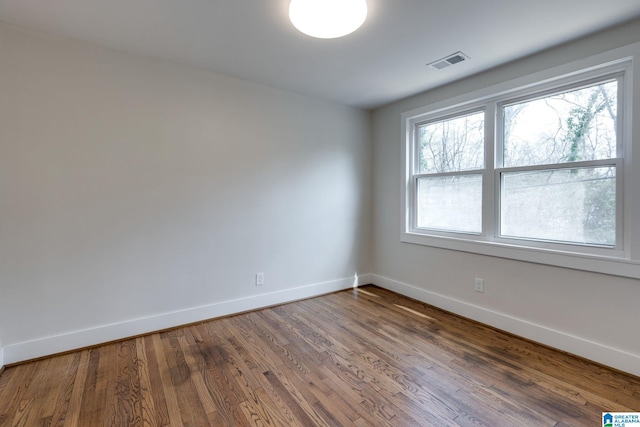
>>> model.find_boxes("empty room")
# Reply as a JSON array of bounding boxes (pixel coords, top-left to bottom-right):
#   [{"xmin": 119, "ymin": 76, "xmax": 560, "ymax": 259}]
[{"xmin": 1, "ymin": 1, "xmax": 640, "ymax": 425}]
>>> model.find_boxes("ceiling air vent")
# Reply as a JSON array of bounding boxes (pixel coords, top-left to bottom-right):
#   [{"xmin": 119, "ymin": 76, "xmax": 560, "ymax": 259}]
[{"xmin": 427, "ymin": 51, "xmax": 469, "ymax": 70}]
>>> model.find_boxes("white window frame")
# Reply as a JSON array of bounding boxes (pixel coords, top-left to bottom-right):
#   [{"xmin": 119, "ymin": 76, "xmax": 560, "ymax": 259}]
[
  {"xmin": 411, "ymin": 106, "xmax": 486, "ymax": 234},
  {"xmin": 401, "ymin": 43, "xmax": 640, "ymax": 279}
]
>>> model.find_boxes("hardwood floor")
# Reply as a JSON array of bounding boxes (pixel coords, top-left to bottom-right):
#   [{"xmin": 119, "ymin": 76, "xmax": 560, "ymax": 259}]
[{"xmin": 0, "ymin": 285, "xmax": 638, "ymax": 426}]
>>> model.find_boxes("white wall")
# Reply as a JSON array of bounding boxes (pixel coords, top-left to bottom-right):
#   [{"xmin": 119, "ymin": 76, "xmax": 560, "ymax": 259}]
[
  {"xmin": 372, "ymin": 19, "xmax": 640, "ymax": 376},
  {"xmin": 0, "ymin": 23, "xmax": 372, "ymax": 363}
]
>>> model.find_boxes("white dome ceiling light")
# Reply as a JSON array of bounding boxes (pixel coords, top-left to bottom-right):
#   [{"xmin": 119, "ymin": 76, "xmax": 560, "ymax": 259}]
[{"xmin": 289, "ymin": 0, "xmax": 368, "ymax": 39}]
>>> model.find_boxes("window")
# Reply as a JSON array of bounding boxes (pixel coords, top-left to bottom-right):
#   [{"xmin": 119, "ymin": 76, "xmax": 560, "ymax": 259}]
[
  {"xmin": 401, "ymin": 54, "xmax": 638, "ymax": 278},
  {"xmin": 416, "ymin": 110, "xmax": 484, "ymax": 233},
  {"xmin": 499, "ymin": 79, "xmax": 620, "ymax": 248}
]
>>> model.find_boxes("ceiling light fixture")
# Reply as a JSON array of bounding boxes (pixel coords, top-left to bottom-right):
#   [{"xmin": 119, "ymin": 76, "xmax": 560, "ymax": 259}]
[{"xmin": 289, "ymin": 0, "xmax": 368, "ymax": 39}]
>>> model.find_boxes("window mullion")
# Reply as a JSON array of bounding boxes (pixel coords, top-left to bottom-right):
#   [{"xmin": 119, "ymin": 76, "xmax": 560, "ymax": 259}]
[
  {"xmin": 617, "ymin": 73, "xmax": 628, "ymax": 255},
  {"xmin": 484, "ymin": 103, "xmax": 496, "ymax": 241},
  {"xmin": 409, "ymin": 124, "xmax": 419, "ymax": 232}
]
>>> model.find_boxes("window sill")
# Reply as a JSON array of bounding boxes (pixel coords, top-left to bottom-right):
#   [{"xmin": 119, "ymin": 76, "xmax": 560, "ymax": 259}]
[{"xmin": 401, "ymin": 231, "xmax": 640, "ymax": 279}]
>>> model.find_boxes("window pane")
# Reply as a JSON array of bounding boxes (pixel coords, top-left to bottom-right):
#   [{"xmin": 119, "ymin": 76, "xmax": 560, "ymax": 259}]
[
  {"xmin": 417, "ymin": 175, "xmax": 482, "ymax": 233},
  {"xmin": 501, "ymin": 167, "xmax": 615, "ymax": 246},
  {"xmin": 503, "ymin": 81, "xmax": 617, "ymax": 167},
  {"xmin": 418, "ymin": 111, "xmax": 484, "ymax": 174}
]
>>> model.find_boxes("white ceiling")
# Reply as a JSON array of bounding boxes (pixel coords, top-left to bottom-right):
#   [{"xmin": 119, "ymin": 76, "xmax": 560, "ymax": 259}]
[{"xmin": 1, "ymin": 0, "xmax": 640, "ymax": 109}]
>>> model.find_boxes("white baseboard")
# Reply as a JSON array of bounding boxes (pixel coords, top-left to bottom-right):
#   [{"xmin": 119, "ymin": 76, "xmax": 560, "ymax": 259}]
[
  {"xmin": 369, "ymin": 274, "xmax": 640, "ymax": 377},
  {"xmin": 9, "ymin": 272, "xmax": 634, "ymax": 377},
  {"xmin": 3, "ymin": 276, "xmax": 360, "ymax": 365},
  {"xmin": 0, "ymin": 345, "xmax": 4, "ymax": 370}
]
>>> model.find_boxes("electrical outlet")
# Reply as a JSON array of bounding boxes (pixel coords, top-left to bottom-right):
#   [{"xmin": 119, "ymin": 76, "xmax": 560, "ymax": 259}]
[
  {"xmin": 256, "ymin": 272, "xmax": 264, "ymax": 286},
  {"xmin": 474, "ymin": 278, "xmax": 484, "ymax": 293}
]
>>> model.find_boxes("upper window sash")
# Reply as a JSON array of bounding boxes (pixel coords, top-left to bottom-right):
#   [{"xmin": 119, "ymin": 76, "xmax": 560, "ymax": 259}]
[{"xmin": 495, "ymin": 73, "xmax": 624, "ymax": 169}]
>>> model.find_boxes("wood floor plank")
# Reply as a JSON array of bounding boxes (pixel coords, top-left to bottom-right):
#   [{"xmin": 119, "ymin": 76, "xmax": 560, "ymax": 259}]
[
  {"xmin": 46, "ymin": 352, "xmax": 81, "ymax": 426},
  {"xmin": 132, "ymin": 336, "xmax": 159, "ymax": 427},
  {"xmin": 101, "ymin": 343, "xmax": 120, "ymax": 426},
  {"xmin": 1, "ymin": 285, "xmax": 639, "ymax": 426},
  {"xmin": 161, "ymin": 333, "xmax": 210, "ymax": 426},
  {"xmin": 112, "ymin": 339, "xmax": 141, "ymax": 426},
  {"xmin": 150, "ymin": 333, "xmax": 183, "ymax": 426},
  {"xmin": 140, "ymin": 334, "xmax": 170, "ymax": 427},
  {"xmin": 75, "ymin": 347, "xmax": 101, "ymax": 425},
  {"xmin": 60, "ymin": 350, "xmax": 91, "ymax": 427}
]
